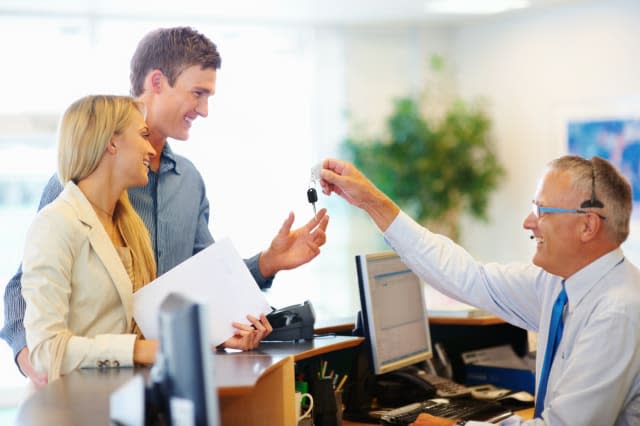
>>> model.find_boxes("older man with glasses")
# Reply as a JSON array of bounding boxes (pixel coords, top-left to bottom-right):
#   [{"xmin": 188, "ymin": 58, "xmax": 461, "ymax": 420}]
[{"xmin": 320, "ymin": 155, "xmax": 640, "ymax": 425}]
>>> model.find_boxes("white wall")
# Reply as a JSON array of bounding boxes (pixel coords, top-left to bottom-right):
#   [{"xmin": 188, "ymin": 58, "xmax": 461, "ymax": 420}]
[
  {"xmin": 453, "ymin": 0, "xmax": 640, "ymax": 263},
  {"xmin": 342, "ymin": 25, "xmax": 453, "ymax": 138},
  {"xmin": 340, "ymin": 0, "xmax": 640, "ymax": 266},
  {"xmin": 337, "ymin": 24, "xmax": 453, "ymax": 247}
]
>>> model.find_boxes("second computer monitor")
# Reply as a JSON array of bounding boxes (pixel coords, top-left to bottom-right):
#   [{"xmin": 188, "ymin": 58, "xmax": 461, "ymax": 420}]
[
  {"xmin": 356, "ymin": 251, "xmax": 432, "ymax": 375},
  {"xmin": 158, "ymin": 292, "xmax": 220, "ymax": 426}
]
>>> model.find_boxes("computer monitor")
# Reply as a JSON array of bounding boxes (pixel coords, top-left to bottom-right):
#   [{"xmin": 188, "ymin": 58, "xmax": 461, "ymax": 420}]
[
  {"xmin": 157, "ymin": 292, "xmax": 220, "ymax": 426},
  {"xmin": 356, "ymin": 251, "xmax": 432, "ymax": 375}
]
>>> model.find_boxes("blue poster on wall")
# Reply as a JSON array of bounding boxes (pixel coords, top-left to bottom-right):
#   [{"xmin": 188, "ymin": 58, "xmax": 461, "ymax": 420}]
[{"xmin": 568, "ymin": 118, "xmax": 640, "ymax": 208}]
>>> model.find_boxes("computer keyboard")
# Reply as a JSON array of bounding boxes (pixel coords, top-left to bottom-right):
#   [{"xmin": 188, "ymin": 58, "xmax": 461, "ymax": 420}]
[
  {"xmin": 380, "ymin": 398, "xmax": 512, "ymax": 426},
  {"xmin": 415, "ymin": 371, "xmax": 471, "ymax": 398}
]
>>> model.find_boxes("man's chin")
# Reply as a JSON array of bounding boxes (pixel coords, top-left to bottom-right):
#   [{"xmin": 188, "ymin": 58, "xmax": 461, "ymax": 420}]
[
  {"xmin": 171, "ymin": 131, "xmax": 190, "ymax": 141},
  {"xmin": 532, "ymin": 256, "xmax": 558, "ymax": 276},
  {"xmin": 531, "ymin": 254, "xmax": 543, "ymax": 269}
]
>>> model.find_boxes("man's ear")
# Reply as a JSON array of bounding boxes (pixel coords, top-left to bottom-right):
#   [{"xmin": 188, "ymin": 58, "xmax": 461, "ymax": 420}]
[
  {"xmin": 580, "ymin": 213, "xmax": 602, "ymax": 242},
  {"xmin": 145, "ymin": 69, "xmax": 164, "ymax": 93}
]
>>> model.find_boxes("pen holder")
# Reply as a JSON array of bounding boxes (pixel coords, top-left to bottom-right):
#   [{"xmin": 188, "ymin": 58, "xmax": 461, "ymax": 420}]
[{"xmin": 310, "ymin": 377, "xmax": 338, "ymax": 426}]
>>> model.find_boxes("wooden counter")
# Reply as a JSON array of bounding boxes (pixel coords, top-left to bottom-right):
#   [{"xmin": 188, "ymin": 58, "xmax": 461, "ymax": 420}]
[{"xmin": 16, "ymin": 336, "xmax": 363, "ymax": 426}]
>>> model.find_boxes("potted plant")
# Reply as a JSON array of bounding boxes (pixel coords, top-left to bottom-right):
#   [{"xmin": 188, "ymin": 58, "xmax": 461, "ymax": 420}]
[{"xmin": 343, "ymin": 93, "xmax": 504, "ymax": 241}]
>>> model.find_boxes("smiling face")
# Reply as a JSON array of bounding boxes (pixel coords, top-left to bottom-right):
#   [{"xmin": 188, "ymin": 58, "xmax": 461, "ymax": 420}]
[
  {"xmin": 523, "ymin": 169, "xmax": 587, "ymax": 277},
  {"xmin": 145, "ymin": 65, "xmax": 216, "ymax": 144},
  {"xmin": 111, "ymin": 109, "xmax": 156, "ymax": 188}
]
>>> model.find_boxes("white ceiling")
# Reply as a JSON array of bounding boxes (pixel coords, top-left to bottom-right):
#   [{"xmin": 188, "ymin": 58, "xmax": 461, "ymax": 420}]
[{"xmin": 0, "ymin": 0, "xmax": 586, "ymax": 25}]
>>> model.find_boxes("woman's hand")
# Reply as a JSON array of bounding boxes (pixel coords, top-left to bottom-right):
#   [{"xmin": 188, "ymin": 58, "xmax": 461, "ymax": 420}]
[
  {"xmin": 17, "ymin": 347, "xmax": 48, "ymax": 388},
  {"xmin": 222, "ymin": 314, "xmax": 273, "ymax": 351},
  {"xmin": 133, "ymin": 339, "xmax": 158, "ymax": 365}
]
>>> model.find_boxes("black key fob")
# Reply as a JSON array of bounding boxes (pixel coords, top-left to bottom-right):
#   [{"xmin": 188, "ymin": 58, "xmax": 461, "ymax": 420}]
[{"xmin": 307, "ymin": 187, "xmax": 318, "ymax": 203}]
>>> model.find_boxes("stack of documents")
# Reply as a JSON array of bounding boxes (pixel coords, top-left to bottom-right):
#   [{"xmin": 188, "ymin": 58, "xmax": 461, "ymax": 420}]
[
  {"xmin": 462, "ymin": 345, "xmax": 531, "ymax": 369},
  {"xmin": 462, "ymin": 345, "xmax": 536, "ymax": 393}
]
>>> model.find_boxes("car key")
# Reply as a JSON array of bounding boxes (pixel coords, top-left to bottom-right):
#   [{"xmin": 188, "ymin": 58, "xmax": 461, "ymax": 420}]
[{"xmin": 307, "ymin": 187, "xmax": 318, "ymax": 218}]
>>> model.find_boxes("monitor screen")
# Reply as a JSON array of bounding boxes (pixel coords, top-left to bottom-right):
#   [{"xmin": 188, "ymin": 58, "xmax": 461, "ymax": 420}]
[
  {"xmin": 356, "ymin": 251, "xmax": 432, "ymax": 375},
  {"xmin": 158, "ymin": 292, "xmax": 220, "ymax": 426}
]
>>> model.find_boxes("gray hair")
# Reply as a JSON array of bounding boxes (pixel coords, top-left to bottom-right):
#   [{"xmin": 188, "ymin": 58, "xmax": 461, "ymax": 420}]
[{"xmin": 548, "ymin": 155, "xmax": 631, "ymax": 244}]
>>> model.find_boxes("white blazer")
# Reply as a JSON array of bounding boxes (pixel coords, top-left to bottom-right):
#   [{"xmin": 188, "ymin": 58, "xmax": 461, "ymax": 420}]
[{"xmin": 22, "ymin": 181, "xmax": 137, "ymax": 377}]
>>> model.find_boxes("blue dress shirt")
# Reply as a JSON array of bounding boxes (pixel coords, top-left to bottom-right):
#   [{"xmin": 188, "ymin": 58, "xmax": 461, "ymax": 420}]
[
  {"xmin": 2, "ymin": 143, "xmax": 273, "ymax": 363},
  {"xmin": 384, "ymin": 211, "xmax": 640, "ymax": 425}
]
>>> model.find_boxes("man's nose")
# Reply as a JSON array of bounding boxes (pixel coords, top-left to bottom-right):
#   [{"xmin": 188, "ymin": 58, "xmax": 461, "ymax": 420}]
[
  {"xmin": 523, "ymin": 211, "xmax": 537, "ymax": 230},
  {"xmin": 196, "ymin": 100, "xmax": 208, "ymax": 118}
]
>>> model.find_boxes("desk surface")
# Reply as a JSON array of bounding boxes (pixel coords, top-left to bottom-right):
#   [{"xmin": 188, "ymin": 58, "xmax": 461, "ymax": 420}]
[
  {"xmin": 314, "ymin": 315, "xmax": 505, "ymax": 334},
  {"xmin": 16, "ymin": 336, "xmax": 363, "ymax": 426},
  {"xmin": 217, "ymin": 335, "xmax": 362, "ymax": 395}
]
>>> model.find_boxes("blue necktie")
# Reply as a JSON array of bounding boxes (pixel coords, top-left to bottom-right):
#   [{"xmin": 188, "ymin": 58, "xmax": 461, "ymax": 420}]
[{"xmin": 534, "ymin": 282, "xmax": 568, "ymax": 418}]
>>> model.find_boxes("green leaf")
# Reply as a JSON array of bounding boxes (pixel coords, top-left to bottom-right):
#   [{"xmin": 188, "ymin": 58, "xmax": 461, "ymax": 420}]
[{"xmin": 342, "ymin": 96, "xmax": 505, "ymax": 240}]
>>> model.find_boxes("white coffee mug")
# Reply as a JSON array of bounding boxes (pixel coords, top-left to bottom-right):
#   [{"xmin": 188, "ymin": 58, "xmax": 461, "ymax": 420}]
[{"xmin": 295, "ymin": 391, "xmax": 314, "ymax": 421}]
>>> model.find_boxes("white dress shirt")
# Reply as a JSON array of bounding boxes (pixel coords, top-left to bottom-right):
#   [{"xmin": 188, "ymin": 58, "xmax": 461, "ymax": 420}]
[{"xmin": 384, "ymin": 211, "xmax": 640, "ymax": 425}]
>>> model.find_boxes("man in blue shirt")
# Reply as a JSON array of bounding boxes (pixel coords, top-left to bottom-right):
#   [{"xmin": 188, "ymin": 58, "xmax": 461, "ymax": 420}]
[
  {"xmin": 320, "ymin": 156, "xmax": 640, "ymax": 425},
  {"xmin": 2, "ymin": 27, "xmax": 329, "ymax": 387}
]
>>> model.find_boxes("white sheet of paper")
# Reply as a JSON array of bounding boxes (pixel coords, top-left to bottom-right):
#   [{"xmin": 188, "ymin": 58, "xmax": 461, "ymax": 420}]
[{"xmin": 133, "ymin": 238, "xmax": 272, "ymax": 346}]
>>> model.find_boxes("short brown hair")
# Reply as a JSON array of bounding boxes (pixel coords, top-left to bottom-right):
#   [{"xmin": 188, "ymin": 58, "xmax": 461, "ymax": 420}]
[{"xmin": 129, "ymin": 27, "xmax": 221, "ymax": 97}]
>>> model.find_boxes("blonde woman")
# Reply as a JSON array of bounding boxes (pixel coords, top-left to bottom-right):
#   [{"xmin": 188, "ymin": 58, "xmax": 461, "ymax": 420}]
[{"xmin": 22, "ymin": 95, "xmax": 158, "ymax": 381}]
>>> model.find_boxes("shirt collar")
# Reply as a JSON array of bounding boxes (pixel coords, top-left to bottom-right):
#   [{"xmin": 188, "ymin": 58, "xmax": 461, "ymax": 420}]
[
  {"xmin": 158, "ymin": 142, "xmax": 180, "ymax": 175},
  {"xmin": 563, "ymin": 248, "xmax": 625, "ymax": 313}
]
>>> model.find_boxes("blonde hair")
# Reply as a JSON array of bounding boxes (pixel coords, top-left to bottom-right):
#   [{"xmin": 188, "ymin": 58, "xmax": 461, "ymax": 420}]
[{"xmin": 57, "ymin": 95, "xmax": 156, "ymax": 285}]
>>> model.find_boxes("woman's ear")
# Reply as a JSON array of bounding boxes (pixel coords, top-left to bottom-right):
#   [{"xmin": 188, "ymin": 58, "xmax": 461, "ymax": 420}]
[{"xmin": 106, "ymin": 136, "xmax": 118, "ymax": 154}]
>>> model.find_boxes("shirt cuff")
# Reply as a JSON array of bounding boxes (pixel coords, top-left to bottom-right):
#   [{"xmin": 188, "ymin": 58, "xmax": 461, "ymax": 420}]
[
  {"xmin": 11, "ymin": 335, "xmax": 28, "ymax": 375},
  {"xmin": 383, "ymin": 211, "xmax": 425, "ymax": 252},
  {"xmin": 246, "ymin": 253, "xmax": 275, "ymax": 290}
]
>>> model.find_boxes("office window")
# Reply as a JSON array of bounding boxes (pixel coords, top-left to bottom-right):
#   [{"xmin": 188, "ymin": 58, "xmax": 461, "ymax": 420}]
[{"xmin": 0, "ymin": 15, "xmax": 376, "ymax": 402}]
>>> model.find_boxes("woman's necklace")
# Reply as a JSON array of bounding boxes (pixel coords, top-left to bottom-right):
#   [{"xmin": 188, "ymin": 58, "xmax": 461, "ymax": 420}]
[
  {"xmin": 88, "ymin": 200, "xmax": 116, "ymax": 242},
  {"xmin": 89, "ymin": 200, "xmax": 113, "ymax": 218}
]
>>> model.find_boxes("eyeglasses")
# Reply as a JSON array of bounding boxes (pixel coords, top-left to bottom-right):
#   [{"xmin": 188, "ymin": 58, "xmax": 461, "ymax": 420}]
[
  {"xmin": 531, "ymin": 201, "xmax": 606, "ymax": 220},
  {"xmin": 531, "ymin": 160, "xmax": 607, "ymax": 220}
]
